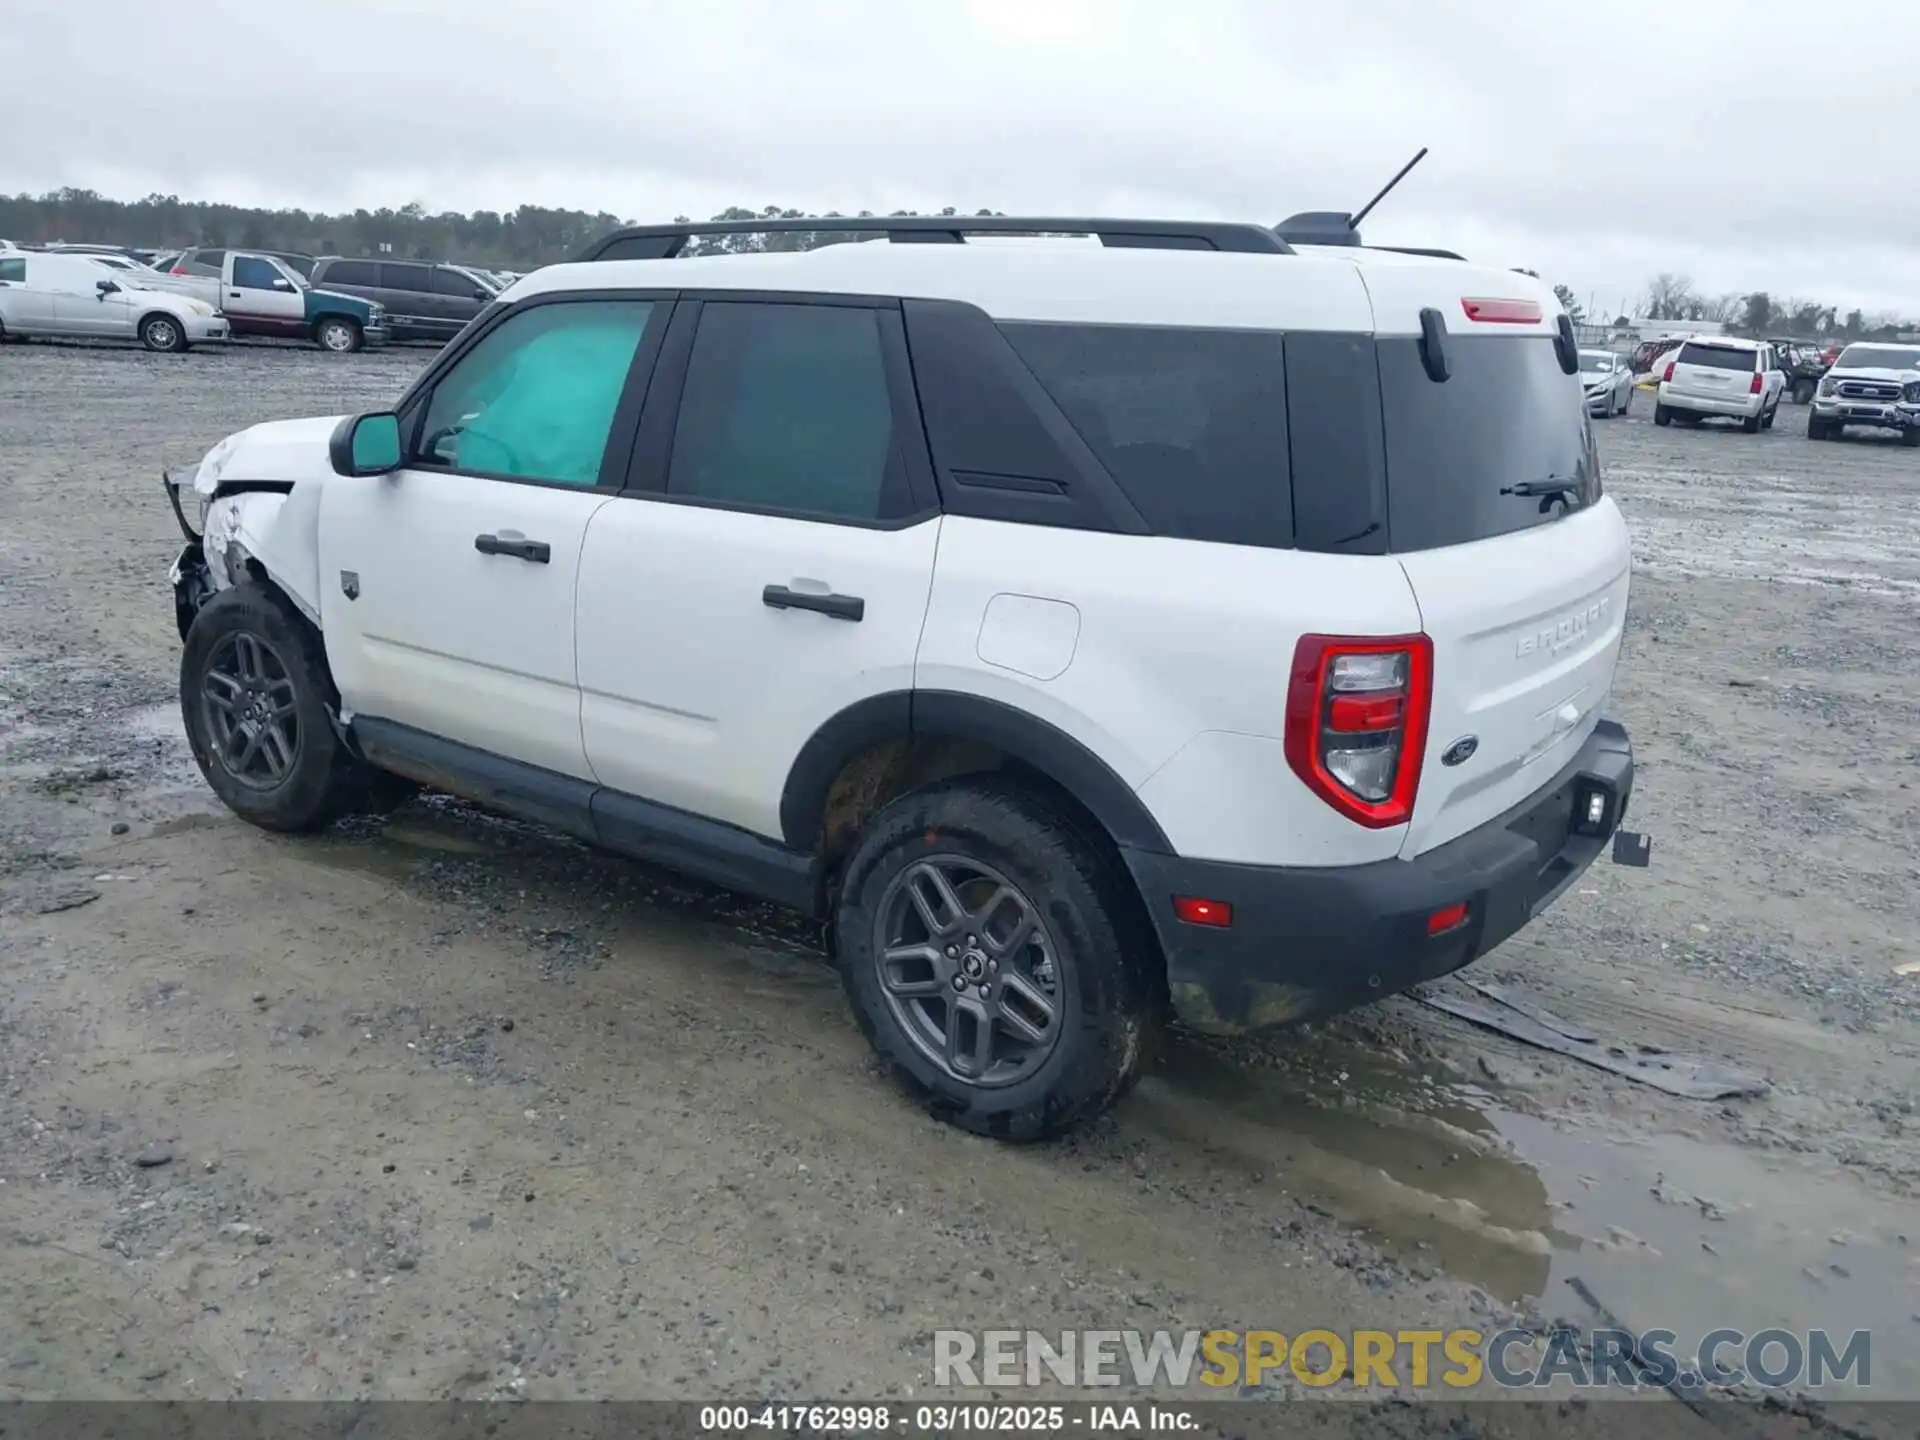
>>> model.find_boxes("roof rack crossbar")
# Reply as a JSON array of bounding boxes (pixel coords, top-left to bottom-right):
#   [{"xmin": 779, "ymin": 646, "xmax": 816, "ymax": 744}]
[{"xmin": 575, "ymin": 216, "xmax": 1294, "ymax": 263}]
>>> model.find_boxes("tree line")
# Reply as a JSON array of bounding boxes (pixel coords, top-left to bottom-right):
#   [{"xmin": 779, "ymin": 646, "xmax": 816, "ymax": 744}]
[
  {"xmin": 0, "ymin": 188, "xmax": 1003, "ymax": 268},
  {"xmin": 1561, "ymin": 272, "xmax": 1914, "ymax": 343},
  {"xmin": 4, "ymin": 187, "xmax": 1910, "ymax": 340}
]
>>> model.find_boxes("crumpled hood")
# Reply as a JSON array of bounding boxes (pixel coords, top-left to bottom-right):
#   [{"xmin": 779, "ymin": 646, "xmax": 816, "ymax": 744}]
[{"xmin": 191, "ymin": 415, "xmax": 346, "ymax": 495}]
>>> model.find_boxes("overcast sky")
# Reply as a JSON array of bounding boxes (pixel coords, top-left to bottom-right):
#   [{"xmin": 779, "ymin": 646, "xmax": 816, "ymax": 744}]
[{"xmin": 6, "ymin": 0, "xmax": 1917, "ymax": 318}]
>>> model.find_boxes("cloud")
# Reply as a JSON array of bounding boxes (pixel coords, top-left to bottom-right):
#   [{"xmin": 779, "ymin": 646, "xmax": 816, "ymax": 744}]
[{"xmin": 4, "ymin": 0, "xmax": 1915, "ymax": 315}]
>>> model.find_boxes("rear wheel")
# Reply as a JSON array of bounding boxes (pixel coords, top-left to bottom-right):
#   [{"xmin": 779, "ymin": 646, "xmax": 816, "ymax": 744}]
[
  {"xmin": 834, "ymin": 778, "xmax": 1160, "ymax": 1142},
  {"xmin": 1761, "ymin": 402, "xmax": 1777, "ymax": 431},
  {"xmin": 314, "ymin": 316, "xmax": 363, "ymax": 353},
  {"xmin": 181, "ymin": 583, "xmax": 407, "ymax": 831},
  {"xmin": 1654, "ymin": 403, "xmax": 1672, "ymax": 427}
]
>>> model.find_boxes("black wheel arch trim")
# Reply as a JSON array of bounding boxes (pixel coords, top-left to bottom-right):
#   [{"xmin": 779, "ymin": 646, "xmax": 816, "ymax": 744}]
[{"xmin": 779, "ymin": 690, "xmax": 1173, "ymax": 856}]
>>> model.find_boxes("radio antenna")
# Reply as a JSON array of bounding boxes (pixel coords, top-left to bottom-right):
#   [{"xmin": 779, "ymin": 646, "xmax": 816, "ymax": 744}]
[{"xmin": 1348, "ymin": 147, "xmax": 1429, "ymax": 230}]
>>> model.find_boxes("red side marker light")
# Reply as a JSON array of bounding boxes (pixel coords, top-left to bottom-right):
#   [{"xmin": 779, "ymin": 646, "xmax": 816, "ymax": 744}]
[
  {"xmin": 1427, "ymin": 901, "xmax": 1469, "ymax": 936},
  {"xmin": 1461, "ymin": 297, "xmax": 1542, "ymax": 325},
  {"xmin": 1173, "ymin": 895, "xmax": 1233, "ymax": 928}
]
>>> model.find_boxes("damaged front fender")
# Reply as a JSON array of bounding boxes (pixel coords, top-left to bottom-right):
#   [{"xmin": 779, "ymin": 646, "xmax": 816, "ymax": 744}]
[{"xmin": 164, "ymin": 470, "xmax": 327, "ymax": 635}]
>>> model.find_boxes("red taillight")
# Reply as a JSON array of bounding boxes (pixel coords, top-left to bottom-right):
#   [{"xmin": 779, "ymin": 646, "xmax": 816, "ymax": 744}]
[
  {"xmin": 1284, "ymin": 634, "xmax": 1433, "ymax": 829},
  {"xmin": 1461, "ymin": 297, "xmax": 1542, "ymax": 324},
  {"xmin": 1172, "ymin": 895, "xmax": 1233, "ymax": 928},
  {"xmin": 1427, "ymin": 902, "xmax": 1470, "ymax": 936},
  {"xmin": 170, "ymin": 266, "xmax": 189, "ymax": 275},
  {"xmin": 1662, "ymin": 361, "xmax": 1676, "ymax": 383},
  {"xmin": 1749, "ymin": 372, "xmax": 1763, "ymax": 394}
]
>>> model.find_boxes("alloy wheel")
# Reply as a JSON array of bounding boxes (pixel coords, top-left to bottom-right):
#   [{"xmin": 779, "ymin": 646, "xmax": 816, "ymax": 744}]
[
  {"xmin": 873, "ymin": 856, "xmax": 1063, "ymax": 1088},
  {"xmin": 201, "ymin": 631, "xmax": 301, "ymax": 790}
]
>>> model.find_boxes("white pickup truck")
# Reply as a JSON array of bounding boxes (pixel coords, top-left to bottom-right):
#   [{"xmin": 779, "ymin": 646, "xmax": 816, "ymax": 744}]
[{"xmin": 137, "ymin": 250, "xmax": 392, "ymax": 352}]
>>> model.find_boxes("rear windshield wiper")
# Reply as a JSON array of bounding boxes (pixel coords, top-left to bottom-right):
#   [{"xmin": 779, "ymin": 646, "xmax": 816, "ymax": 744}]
[{"xmin": 1500, "ymin": 476, "xmax": 1581, "ymax": 498}]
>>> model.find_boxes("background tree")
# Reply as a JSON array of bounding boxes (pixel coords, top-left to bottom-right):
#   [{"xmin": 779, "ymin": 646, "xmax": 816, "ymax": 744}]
[{"xmin": 1642, "ymin": 273, "xmax": 1696, "ymax": 321}]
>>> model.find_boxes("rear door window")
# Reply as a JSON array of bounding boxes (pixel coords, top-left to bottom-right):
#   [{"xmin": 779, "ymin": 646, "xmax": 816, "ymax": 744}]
[
  {"xmin": 1375, "ymin": 335, "xmax": 1598, "ymax": 552},
  {"xmin": 998, "ymin": 322, "xmax": 1292, "ymax": 548},
  {"xmin": 321, "ymin": 260, "xmax": 378, "ymax": 287},
  {"xmin": 432, "ymin": 267, "xmax": 485, "ymax": 298},
  {"xmin": 1677, "ymin": 343, "xmax": 1757, "ymax": 371},
  {"xmin": 0, "ymin": 257, "xmax": 24, "ymax": 283},
  {"xmin": 667, "ymin": 301, "xmax": 907, "ymax": 522}
]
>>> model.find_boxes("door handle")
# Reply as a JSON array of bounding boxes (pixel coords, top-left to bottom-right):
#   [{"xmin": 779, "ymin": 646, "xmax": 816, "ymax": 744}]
[
  {"xmin": 475, "ymin": 533, "xmax": 551, "ymax": 563},
  {"xmin": 762, "ymin": 585, "xmax": 864, "ymax": 622}
]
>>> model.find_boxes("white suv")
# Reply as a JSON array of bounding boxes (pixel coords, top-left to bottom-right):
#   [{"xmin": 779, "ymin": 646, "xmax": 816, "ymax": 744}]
[
  {"xmin": 1653, "ymin": 336, "xmax": 1786, "ymax": 433},
  {"xmin": 161, "ymin": 214, "xmax": 1642, "ymax": 1140}
]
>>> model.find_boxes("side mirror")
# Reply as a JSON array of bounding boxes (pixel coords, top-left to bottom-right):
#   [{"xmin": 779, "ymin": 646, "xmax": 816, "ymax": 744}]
[
  {"xmin": 474, "ymin": 289, "xmax": 490, "ymax": 302},
  {"xmin": 329, "ymin": 412, "xmax": 404, "ymax": 477},
  {"xmin": 97, "ymin": 278, "xmax": 119, "ymax": 295},
  {"xmin": 273, "ymin": 278, "xmax": 293, "ymax": 291}
]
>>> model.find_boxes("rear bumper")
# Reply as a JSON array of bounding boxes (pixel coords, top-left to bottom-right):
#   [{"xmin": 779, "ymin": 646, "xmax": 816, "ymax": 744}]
[
  {"xmin": 1124, "ymin": 720, "xmax": 1635, "ymax": 1035},
  {"xmin": 1659, "ymin": 386, "xmax": 1761, "ymax": 418}
]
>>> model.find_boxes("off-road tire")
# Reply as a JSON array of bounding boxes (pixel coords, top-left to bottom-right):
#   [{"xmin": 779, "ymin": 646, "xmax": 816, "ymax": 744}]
[
  {"xmin": 181, "ymin": 582, "xmax": 408, "ymax": 831},
  {"xmin": 1792, "ymin": 378, "xmax": 1815, "ymax": 405},
  {"xmin": 314, "ymin": 316, "xmax": 363, "ymax": 353},
  {"xmin": 835, "ymin": 777, "xmax": 1161, "ymax": 1142},
  {"xmin": 140, "ymin": 313, "xmax": 188, "ymax": 353},
  {"xmin": 1654, "ymin": 403, "xmax": 1672, "ymax": 427}
]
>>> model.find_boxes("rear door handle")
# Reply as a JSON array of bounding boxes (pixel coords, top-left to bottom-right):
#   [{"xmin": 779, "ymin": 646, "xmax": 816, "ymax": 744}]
[
  {"xmin": 475, "ymin": 533, "xmax": 551, "ymax": 564},
  {"xmin": 762, "ymin": 585, "xmax": 864, "ymax": 622}
]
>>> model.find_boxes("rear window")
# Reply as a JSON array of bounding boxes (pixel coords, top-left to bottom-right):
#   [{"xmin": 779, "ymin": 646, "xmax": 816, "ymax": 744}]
[
  {"xmin": 1375, "ymin": 335, "xmax": 1598, "ymax": 552},
  {"xmin": 1677, "ymin": 343, "xmax": 1757, "ymax": 371},
  {"xmin": 999, "ymin": 322, "xmax": 1292, "ymax": 548}
]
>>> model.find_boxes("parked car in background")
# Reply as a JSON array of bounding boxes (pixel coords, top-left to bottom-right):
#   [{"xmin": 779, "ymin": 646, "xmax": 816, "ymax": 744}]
[
  {"xmin": 83, "ymin": 253, "xmax": 163, "ymax": 276},
  {"xmin": 1630, "ymin": 336, "xmax": 1685, "ymax": 376},
  {"xmin": 1579, "ymin": 349, "xmax": 1634, "ymax": 416},
  {"xmin": 0, "ymin": 250, "xmax": 228, "ymax": 351},
  {"xmin": 168, "ymin": 247, "xmax": 317, "ymax": 282},
  {"xmin": 1654, "ymin": 338, "xmax": 1786, "ymax": 432},
  {"xmin": 1808, "ymin": 343, "xmax": 1920, "ymax": 445},
  {"xmin": 136, "ymin": 250, "xmax": 389, "ymax": 351},
  {"xmin": 1768, "ymin": 340, "xmax": 1830, "ymax": 404},
  {"xmin": 305, "ymin": 258, "xmax": 498, "ymax": 343}
]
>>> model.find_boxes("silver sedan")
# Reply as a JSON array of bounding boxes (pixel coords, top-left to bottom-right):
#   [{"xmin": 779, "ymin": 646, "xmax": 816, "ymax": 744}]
[{"xmin": 1579, "ymin": 349, "xmax": 1635, "ymax": 417}]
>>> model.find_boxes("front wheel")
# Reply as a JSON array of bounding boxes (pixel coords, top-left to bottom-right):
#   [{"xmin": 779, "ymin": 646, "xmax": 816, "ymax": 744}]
[
  {"xmin": 1902, "ymin": 428, "xmax": 1920, "ymax": 448},
  {"xmin": 314, "ymin": 316, "xmax": 363, "ymax": 353},
  {"xmin": 140, "ymin": 314, "xmax": 187, "ymax": 353},
  {"xmin": 181, "ymin": 583, "xmax": 400, "ymax": 831},
  {"xmin": 834, "ymin": 779, "xmax": 1161, "ymax": 1142}
]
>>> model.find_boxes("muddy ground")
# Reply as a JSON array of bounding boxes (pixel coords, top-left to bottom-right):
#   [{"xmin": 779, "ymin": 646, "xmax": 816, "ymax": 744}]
[{"xmin": 1, "ymin": 345, "xmax": 1916, "ymax": 1419}]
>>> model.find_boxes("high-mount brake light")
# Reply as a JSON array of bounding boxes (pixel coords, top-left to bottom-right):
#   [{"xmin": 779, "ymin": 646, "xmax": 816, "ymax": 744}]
[
  {"xmin": 1284, "ymin": 634, "xmax": 1434, "ymax": 829},
  {"xmin": 1460, "ymin": 297, "xmax": 1542, "ymax": 324}
]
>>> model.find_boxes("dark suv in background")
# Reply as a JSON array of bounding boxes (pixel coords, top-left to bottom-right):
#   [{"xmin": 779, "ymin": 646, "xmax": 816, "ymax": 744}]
[{"xmin": 305, "ymin": 258, "xmax": 498, "ymax": 343}]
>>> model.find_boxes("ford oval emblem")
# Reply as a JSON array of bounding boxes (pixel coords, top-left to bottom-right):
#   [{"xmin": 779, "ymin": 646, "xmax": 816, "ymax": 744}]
[{"xmin": 1441, "ymin": 736, "xmax": 1479, "ymax": 767}]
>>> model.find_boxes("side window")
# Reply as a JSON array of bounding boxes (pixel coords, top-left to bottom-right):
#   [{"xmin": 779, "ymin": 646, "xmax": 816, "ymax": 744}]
[
  {"xmin": 415, "ymin": 300, "xmax": 655, "ymax": 487},
  {"xmin": 667, "ymin": 302, "xmax": 904, "ymax": 522},
  {"xmin": 322, "ymin": 260, "xmax": 377, "ymax": 287},
  {"xmin": 1000, "ymin": 321, "xmax": 1293, "ymax": 549},
  {"xmin": 0, "ymin": 258, "xmax": 24, "ymax": 283},
  {"xmin": 231, "ymin": 256, "xmax": 282, "ymax": 289},
  {"xmin": 380, "ymin": 263, "xmax": 431, "ymax": 293},
  {"xmin": 188, "ymin": 249, "xmax": 225, "ymax": 274}
]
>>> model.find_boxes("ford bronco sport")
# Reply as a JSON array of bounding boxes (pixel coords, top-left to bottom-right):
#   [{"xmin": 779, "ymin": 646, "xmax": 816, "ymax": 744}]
[{"xmin": 162, "ymin": 211, "xmax": 1643, "ymax": 1140}]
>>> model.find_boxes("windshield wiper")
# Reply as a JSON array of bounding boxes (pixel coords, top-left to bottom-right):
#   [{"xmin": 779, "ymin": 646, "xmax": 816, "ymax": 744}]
[{"xmin": 1501, "ymin": 476, "xmax": 1580, "ymax": 498}]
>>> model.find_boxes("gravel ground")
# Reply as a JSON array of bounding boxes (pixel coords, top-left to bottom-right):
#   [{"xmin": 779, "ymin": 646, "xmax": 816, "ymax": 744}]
[{"xmin": 1, "ymin": 346, "xmax": 1916, "ymax": 1419}]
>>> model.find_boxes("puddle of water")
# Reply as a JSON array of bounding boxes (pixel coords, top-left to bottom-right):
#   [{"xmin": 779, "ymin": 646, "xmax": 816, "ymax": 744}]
[{"xmin": 1133, "ymin": 1038, "xmax": 1920, "ymax": 1395}]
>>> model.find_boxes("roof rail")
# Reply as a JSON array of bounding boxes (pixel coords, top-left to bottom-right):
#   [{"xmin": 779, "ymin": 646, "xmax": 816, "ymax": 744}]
[
  {"xmin": 572, "ymin": 215, "xmax": 1295, "ymax": 263},
  {"xmin": 1368, "ymin": 244, "xmax": 1466, "ymax": 261}
]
